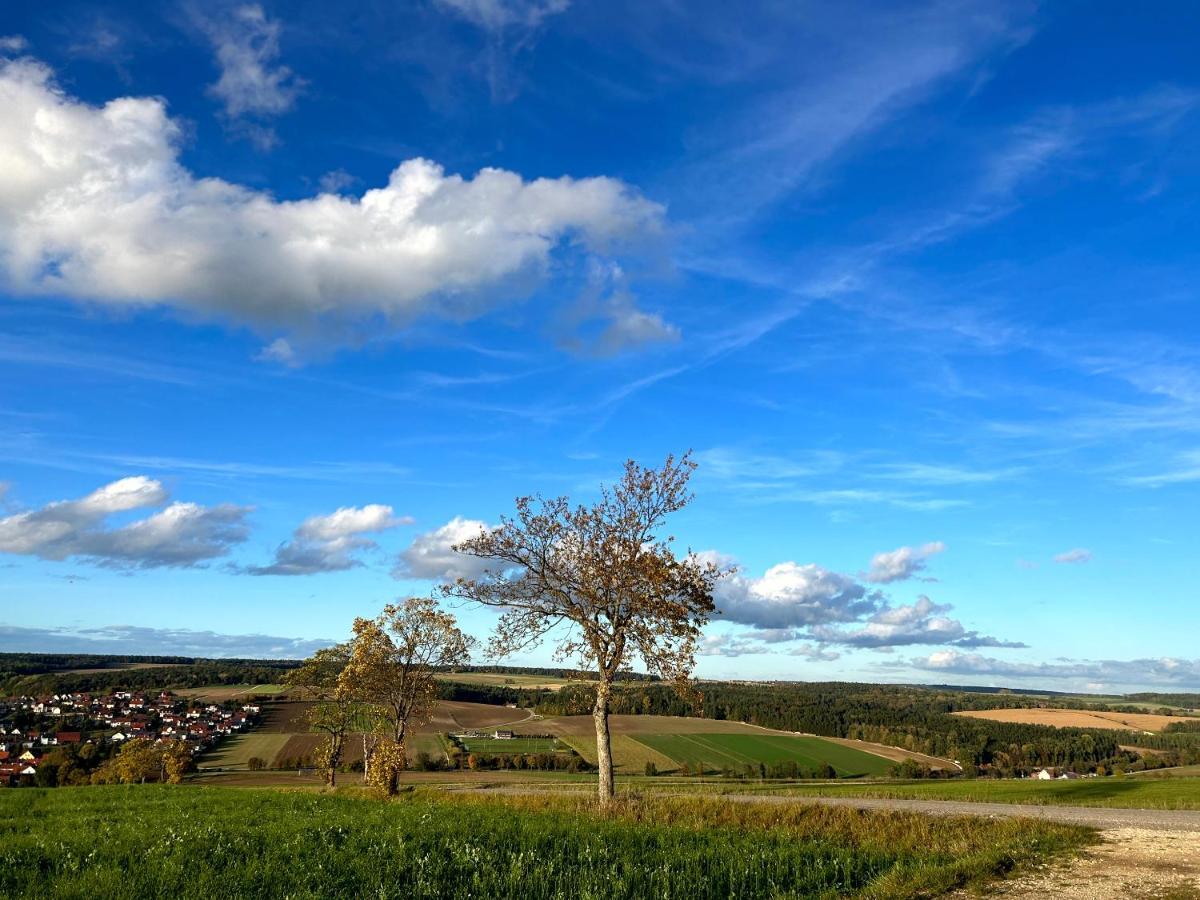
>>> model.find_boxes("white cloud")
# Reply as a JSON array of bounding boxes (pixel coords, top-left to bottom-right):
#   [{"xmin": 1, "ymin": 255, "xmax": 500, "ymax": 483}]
[
  {"xmin": 247, "ymin": 504, "xmax": 409, "ymax": 576},
  {"xmin": 0, "ymin": 35, "xmax": 28, "ymax": 53},
  {"xmin": 865, "ymin": 541, "xmax": 946, "ymax": 583},
  {"xmin": 394, "ymin": 516, "xmax": 494, "ymax": 581},
  {"xmin": 437, "ymin": 0, "xmax": 569, "ymax": 31},
  {"xmin": 0, "ymin": 477, "xmax": 250, "ymax": 568},
  {"xmin": 714, "ymin": 559, "xmax": 879, "ymax": 629},
  {"xmin": 811, "ymin": 594, "xmax": 1024, "ymax": 649},
  {"xmin": 911, "ymin": 650, "xmax": 1200, "ymax": 690},
  {"xmin": 197, "ymin": 3, "xmax": 302, "ymax": 145},
  {"xmin": 0, "ymin": 622, "xmax": 333, "ymax": 658},
  {"xmin": 0, "ymin": 58, "xmax": 664, "ymax": 349},
  {"xmin": 1053, "ymin": 547, "xmax": 1093, "ymax": 565}
]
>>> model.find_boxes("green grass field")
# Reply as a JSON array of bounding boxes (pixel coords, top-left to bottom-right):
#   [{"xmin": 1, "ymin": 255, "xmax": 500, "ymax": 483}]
[
  {"xmin": 717, "ymin": 776, "xmax": 1200, "ymax": 809},
  {"xmin": 0, "ymin": 786, "xmax": 1093, "ymax": 898},
  {"xmin": 199, "ymin": 733, "xmax": 294, "ymax": 770},
  {"xmin": 457, "ymin": 736, "xmax": 563, "ymax": 755},
  {"xmin": 635, "ymin": 733, "xmax": 894, "ymax": 777}
]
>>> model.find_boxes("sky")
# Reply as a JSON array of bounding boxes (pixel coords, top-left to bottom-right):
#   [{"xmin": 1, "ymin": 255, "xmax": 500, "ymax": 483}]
[{"xmin": 1, "ymin": 0, "xmax": 1198, "ymax": 694}]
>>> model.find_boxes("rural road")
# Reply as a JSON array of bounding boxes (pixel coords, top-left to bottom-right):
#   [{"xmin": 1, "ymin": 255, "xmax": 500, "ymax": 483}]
[
  {"xmin": 713, "ymin": 793, "xmax": 1200, "ymax": 832},
  {"xmin": 474, "ymin": 785, "xmax": 1200, "ymax": 832}
]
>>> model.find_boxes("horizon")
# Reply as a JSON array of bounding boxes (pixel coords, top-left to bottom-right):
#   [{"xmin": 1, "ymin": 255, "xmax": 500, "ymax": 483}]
[{"xmin": 2, "ymin": 1, "xmax": 1199, "ymax": 695}]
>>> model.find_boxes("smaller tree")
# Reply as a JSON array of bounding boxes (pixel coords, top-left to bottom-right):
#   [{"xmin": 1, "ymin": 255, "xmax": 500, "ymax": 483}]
[
  {"xmin": 338, "ymin": 597, "xmax": 474, "ymax": 794},
  {"xmin": 286, "ymin": 642, "xmax": 356, "ymax": 788}
]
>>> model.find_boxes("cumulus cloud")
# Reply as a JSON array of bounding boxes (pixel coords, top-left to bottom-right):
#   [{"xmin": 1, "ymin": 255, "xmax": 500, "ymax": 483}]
[
  {"xmin": 1054, "ymin": 548, "xmax": 1093, "ymax": 564},
  {"xmin": 394, "ymin": 516, "xmax": 495, "ymax": 581},
  {"xmin": 910, "ymin": 650, "xmax": 1200, "ymax": 690},
  {"xmin": 705, "ymin": 549, "xmax": 1023, "ymax": 655},
  {"xmin": 865, "ymin": 541, "xmax": 946, "ymax": 583},
  {"xmin": 714, "ymin": 560, "xmax": 879, "ymax": 629},
  {"xmin": 0, "ymin": 477, "xmax": 250, "ymax": 568},
  {"xmin": 0, "ymin": 623, "xmax": 333, "ymax": 658},
  {"xmin": 246, "ymin": 504, "xmax": 409, "ymax": 576},
  {"xmin": 0, "ymin": 58, "xmax": 664, "ymax": 349},
  {"xmin": 811, "ymin": 595, "xmax": 1025, "ymax": 649},
  {"xmin": 196, "ymin": 4, "xmax": 303, "ymax": 145}
]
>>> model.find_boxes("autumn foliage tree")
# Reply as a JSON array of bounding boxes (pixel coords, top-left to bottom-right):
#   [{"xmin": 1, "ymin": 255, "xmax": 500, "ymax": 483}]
[
  {"xmin": 338, "ymin": 597, "xmax": 474, "ymax": 794},
  {"xmin": 444, "ymin": 452, "xmax": 724, "ymax": 806},
  {"xmin": 285, "ymin": 642, "xmax": 356, "ymax": 788}
]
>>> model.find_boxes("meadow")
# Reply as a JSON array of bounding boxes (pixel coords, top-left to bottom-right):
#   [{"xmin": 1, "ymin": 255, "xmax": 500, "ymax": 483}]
[{"xmin": 0, "ymin": 786, "xmax": 1094, "ymax": 899}]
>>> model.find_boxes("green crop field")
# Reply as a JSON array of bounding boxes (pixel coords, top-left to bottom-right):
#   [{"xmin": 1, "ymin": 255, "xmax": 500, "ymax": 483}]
[
  {"xmin": 726, "ymin": 776, "xmax": 1200, "ymax": 810},
  {"xmin": 635, "ymin": 733, "xmax": 894, "ymax": 777},
  {"xmin": 199, "ymin": 733, "xmax": 294, "ymax": 770},
  {"xmin": 457, "ymin": 736, "xmax": 563, "ymax": 755},
  {"xmin": 0, "ymin": 786, "xmax": 1092, "ymax": 899}
]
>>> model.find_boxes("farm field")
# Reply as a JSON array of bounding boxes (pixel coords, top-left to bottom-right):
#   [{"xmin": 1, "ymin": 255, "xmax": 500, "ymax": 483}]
[
  {"xmin": 726, "ymin": 776, "xmax": 1200, "ymax": 810},
  {"xmin": 952, "ymin": 708, "xmax": 1200, "ymax": 732},
  {"xmin": 456, "ymin": 736, "xmax": 562, "ymax": 755},
  {"xmin": 232, "ymin": 703, "xmax": 950, "ymax": 776},
  {"xmin": 635, "ymin": 733, "xmax": 894, "ymax": 777},
  {"xmin": 198, "ymin": 733, "xmax": 293, "ymax": 771},
  {"xmin": 0, "ymin": 786, "xmax": 1093, "ymax": 898},
  {"xmin": 436, "ymin": 672, "xmax": 585, "ymax": 691},
  {"xmin": 562, "ymin": 733, "xmax": 678, "ymax": 772},
  {"xmin": 174, "ymin": 684, "xmax": 290, "ymax": 701}
]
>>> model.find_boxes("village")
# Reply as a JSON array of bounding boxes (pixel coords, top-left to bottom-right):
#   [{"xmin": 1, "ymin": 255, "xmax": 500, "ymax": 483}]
[{"xmin": 0, "ymin": 690, "xmax": 261, "ymax": 786}]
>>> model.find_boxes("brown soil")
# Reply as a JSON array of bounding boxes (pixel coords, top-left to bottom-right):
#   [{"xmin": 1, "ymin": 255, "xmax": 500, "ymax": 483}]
[{"xmin": 953, "ymin": 708, "xmax": 1200, "ymax": 733}]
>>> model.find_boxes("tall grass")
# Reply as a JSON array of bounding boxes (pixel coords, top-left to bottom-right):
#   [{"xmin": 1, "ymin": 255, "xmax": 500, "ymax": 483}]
[{"xmin": 0, "ymin": 786, "xmax": 1092, "ymax": 899}]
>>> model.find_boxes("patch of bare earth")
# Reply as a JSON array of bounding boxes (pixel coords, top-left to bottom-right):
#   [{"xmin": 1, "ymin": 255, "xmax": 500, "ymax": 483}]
[{"xmin": 983, "ymin": 828, "xmax": 1200, "ymax": 899}]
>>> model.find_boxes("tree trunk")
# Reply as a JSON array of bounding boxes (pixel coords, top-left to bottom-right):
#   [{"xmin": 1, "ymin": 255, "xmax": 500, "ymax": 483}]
[
  {"xmin": 362, "ymin": 733, "xmax": 377, "ymax": 784},
  {"xmin": 593, "ymin": 678, "xmax": 614, "ymax": 807}
]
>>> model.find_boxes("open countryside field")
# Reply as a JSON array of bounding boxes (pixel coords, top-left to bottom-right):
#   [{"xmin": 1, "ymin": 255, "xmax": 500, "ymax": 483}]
[
  {"xmin": 211, "ymin": 701, "xmax": 951, "ymax": 775},
  {"xmin": 953, "ymin": 708, "xmax": 1200, "ymax": 732},
  {"xmin": 517, "ymin": 713, "xmax": 952, "ymax": 774},
  {"xmin": 0, "ymin": 786, "xmax": 1094, "ymax": 899},
  {"xmin": 636, "ymin": 733, "xmax": 893, "ymax": 777},
  {"xmin": 174, "ymin": 684, "xmax": 291, "ymax": 701},
  {"xmin": 199, "ymin": 732, "xmax": 293, "ymax": 770},
  {"xmin": 435, "ymin": 672, "xmax": 586, "ymax": 691},
  {"xmin": 457, "ymin": 736, "xmax": 562, "ymax": 755}
]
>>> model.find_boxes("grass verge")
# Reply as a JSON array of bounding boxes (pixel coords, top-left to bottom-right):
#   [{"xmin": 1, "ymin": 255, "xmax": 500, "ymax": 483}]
[{"xmin": 0, "ymin": 785, "xmax": 1093, "ymax": 898}]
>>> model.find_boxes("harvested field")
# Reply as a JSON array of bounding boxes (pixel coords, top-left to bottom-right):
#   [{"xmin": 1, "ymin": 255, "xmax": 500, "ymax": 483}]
[{"xmin": 953, "ymin": 708, "xmax": 1200, "ymax": 732}]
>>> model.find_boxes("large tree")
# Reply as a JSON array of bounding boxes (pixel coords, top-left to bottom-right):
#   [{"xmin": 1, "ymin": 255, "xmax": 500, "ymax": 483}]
[
  {"xmin": 285, "ymin": 642, "xmax": 356, "ymax": 788},
  {"xmin": 338, "ymin": 597, "xmax": 474, "ymax": 794},
  {"xmin": 445, "ymin": 452, "xmax": 724, "ymax": 806}
]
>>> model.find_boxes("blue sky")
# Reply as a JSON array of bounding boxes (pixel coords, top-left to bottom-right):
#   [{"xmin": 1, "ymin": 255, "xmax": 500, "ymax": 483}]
[{"xmin": 1, "ymin": 1, "xmax": 1198, "ymax": 692}]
